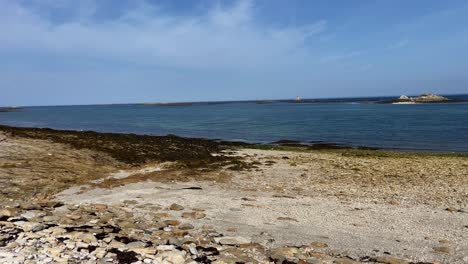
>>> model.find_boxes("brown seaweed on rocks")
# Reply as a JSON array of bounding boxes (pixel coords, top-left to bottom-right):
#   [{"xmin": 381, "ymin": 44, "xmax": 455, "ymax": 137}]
[{"xmin": 0, "ymin": 125, "xmax": 250, "ymax": 171}]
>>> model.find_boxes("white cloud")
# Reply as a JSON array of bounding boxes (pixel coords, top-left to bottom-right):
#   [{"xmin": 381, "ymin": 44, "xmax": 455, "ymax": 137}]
[{"xmin": 0, "ymin": 0, "xmax": 327, "ymax": 72}]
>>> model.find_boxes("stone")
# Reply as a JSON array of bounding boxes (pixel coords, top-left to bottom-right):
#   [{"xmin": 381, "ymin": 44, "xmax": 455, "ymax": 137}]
[
  {"xmin": 0, "ymin": 221, "xmax": 14, "ymax": 228},
  {"xmin": 277, "ymin": 217, "xmax": 298, "ymax": 222},
  {"xmin": 164, "ymin": 220, "xmax": 181, "ymax": 226},
  {"xmin": 127, "ymin": 241, "xmax": 147, "ymax": 248},
  {"xmin": 214, "ymin": 236, "xmax": 251, "ymax": 246},
  {"xmin": 298, "ymin": 258, "xmax": 322, "ymax": 264},
  {"xmin": 94, "ymin": 248, "xmax": 107, "ymax": 258},
  {"xmin": 93, "ymin": 204, "xmax": 108, "ymax": 211},
  {"xmin": 162, "ymin": 251, "xmax": 186, "ymax": 264},
  {"xmin": 154, "ymin": 213, "xmax": 172, "ymax": 219},
  {"xmin": 433, "ymin": 246, "xmax": 452, "ymax": 254},
  {"xmin": 36, "ymin": 200, "xmax": 64, "ymax": 208},
  {"xmin": 157, "ymin": 245, "xmax": 176, "ymax": 251},
  {"xmin": 169, "ymin": 203, "xmax": 184, "ymax": 211},
  {"xmin": 374, "ymin": 256, "xmax": 410, "ymax": 264},
  {"xmin": 0, "ymin": 208, "xmax": 20, "ymax": 219},
  {"xmin": 212, "ymin": 257, "xmax": 243, "ymax": 264},
  {"xmin": 65, "ymin": 214, "xmax": 81, "ymax": 220},
  {"xmin": 178, "ymin": 223, "xmax": 194, "ymax": 230},
  {"xmin": 268, "ymin": 247, "xmax": 299, "ymax": 262},
  {"xmin": 108, "ymin": 240, "xmax": 126, "ymax": 249},
  {"xmin": 309, "ymin": 241, "xmax": 328, "ymax": 248},
  {"xmin": 46, "ymin": 248, "xmax": 62, "ymax": 258},
  {"xmin": 181, "ymin": 212, "xmax": 206, "ymax": 219},
  {"xmin": 20, "ymin": 203, "xmax": 41, "ymax": 210},
  {"xmin": 131, "ymin": 248, "xmax": 157, "ymax": 255},
  {"xmin": 21, "ymin": 211, "xmax": 45, "ymax": 219},
  {"xmin": 42, "ymin": 215, "xmax": 60, "ymax": 222},
  {"xmin": 14, "ymin": 221, "xmax": 46, "ymax": 232},
  {"xmin": 334, "ymin": 258, "xmax": 361, "ymax": 264},
  {"xmin": 73, "ymin": 232, "xmax": 98, "ymax": 245}
]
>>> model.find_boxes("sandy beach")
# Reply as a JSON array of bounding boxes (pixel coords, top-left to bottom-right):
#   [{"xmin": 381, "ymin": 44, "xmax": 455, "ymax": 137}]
[{"xmin": 0, "ymin": 126, "xmax": 467, "ymax": 264}]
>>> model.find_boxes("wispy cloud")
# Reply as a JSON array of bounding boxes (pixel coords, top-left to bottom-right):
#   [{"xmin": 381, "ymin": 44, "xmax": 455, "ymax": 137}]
[{"xmin": 0, "ymin": 0, "xmax": 327, "ymax": 72}]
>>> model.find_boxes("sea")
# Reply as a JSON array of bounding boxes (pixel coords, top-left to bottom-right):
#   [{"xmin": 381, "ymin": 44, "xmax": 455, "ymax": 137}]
[{"xmin": 1, "ymin": 94, "xmax": 468, "ymax": 153}]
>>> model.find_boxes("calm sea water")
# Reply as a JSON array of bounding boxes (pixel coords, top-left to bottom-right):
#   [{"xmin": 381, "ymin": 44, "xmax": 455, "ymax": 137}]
[{"xmin": 1, "ymin": 95, "xmax": 468, "ymax": 152}]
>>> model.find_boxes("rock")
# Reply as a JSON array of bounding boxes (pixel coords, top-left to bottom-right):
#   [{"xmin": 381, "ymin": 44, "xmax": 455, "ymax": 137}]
[
  {"xmin": 374, "ymin": 256, "xmax": 410, "ymax": 264},
  {"xmin": 334, "ymin": 258, "xmax": 361, "ymax": 264},
  {"xmin": 19, "ymin": 203, "xmax": 41, "ymax": 210},
  {"xmin": 154, "ymin": 213, "xmax": 172, "ymax": 219},
  {"xmin": 36, "ymin": 200, "xmax": 64, "ymax": 208},
  {"xmin": 73, "ymin": 232, "xmax": 98, "ymax": 245},
  {"xmin": 277, "ymin": 217, "xmax": 298, "ymax": 222},
  {"xmin": 21, "ymin": 211, "xmax": 45, "ymax": 219},
  {"xmin": 178, "ymin": 223, "xmax": 194, "ymax": 230},
  {"xmin": 161, "ymin": 250, "xmax": 186, "ymax": 264},
  {"xmin": 131, "ymin": 248, "xmax": 157, "ymax": 255},
  {"xmin": 433, "ymin": 246, "xmax": 452, "ymax": 254},
  {"xmin": 0, "ymin": 221, "xmax": 14, "ymax": 228},
  {"xmin": 93, "ymin": 204, "xmax": 108, "ymax": 211},
  {"xmin": 298, "ymin": 258, "xmax": 322, "ymax": 264},
  {"xmin": 65, "ymin": 214, "xmax": 81, "ymax": 220},
  {"xmin": 268, "ymin": 247, "xmax": 299, "ymax": 262},
  {"xmin": 126, "ymin": 241, "xmax": 148, "ymax": 249},
  {"xmin": 94, "ymin": 248, "xmax": 107, "ymax": 258},
  {"xmin": 14, "ymin": 221, "xmax": 46, "ymax": 232},
  {"xmin": 42, "ymin": 215, "xmax": 60, "ymax": 222},
  {"xmin": 214, "ymin": 236, "xmax": 251, "ymax": 246},
  {"xmin": 108, "ymin": 240, "xmax": 126, "ymax": 249},
  {"xmin": 164, "ymin": 220, "xmax": 181, "ymax": 226},
  {"xmin": 181, "ymin": 212, "xmax": 206, "ymax": 219},
  {"xmin": 169, "ymin": 203, "xmax": 184, "ymax": 211},
  {"xmin": 157, "ymin": 245, "xmax": 176, "ymax": 251},
  {"xmin": 0, "ymin": 208, "xmax": 20, "ymax": 219},
  {"xmin": 188, "ymin": 245, "xmax": 198, "ymax": 255},
  {"xmin": 309, "ymin": 241, "xmax": 328, "ymax": 248},
  {"xmin": 46, "ymin": 248, "xmax": 62, "ymax": 258},
  {"xmin": 212, "ymin": 257, "xmax": 243, "ymax": 264}
]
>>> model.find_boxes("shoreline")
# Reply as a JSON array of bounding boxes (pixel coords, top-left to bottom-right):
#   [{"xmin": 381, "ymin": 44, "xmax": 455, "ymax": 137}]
[
  {"xmin": 1, "ymin": 124, "xmax": 467, "ymax": 155},
  {"xmin": 1, "ymin": 125, "xmax": 467, "ymax": 263}
]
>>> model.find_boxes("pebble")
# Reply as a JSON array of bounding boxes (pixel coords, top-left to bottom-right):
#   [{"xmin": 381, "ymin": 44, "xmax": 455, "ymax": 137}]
[
  {"xmin": 214, "ymin": 236, "xmax": 251, "ymax": 246},
  {"xmin": 169, "ymin": 203, "xmax": 184, "ymax": 211},
  {"xmin": 0, "ymin": 202, "xmax": 418, "ymax": 264},
  {"xmin": 178, "ymin": 223, "xmax": 194, "ymax": 230},
  {"xmin": 374, "ymin": 256, "xmax": 410, "ymax": 264},
  {"xmin": 433, "ymin": 246, "xmax": 452, "ymax": 254},
  {"xmin": 181, "ymin": 211, "xmax": 206, "ymax": 219}
]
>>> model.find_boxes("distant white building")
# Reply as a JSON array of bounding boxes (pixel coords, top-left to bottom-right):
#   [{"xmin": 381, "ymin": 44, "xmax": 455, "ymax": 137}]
[{"xmin": 399, "ymin": 95, "xmax": 409, "ymax": 100}]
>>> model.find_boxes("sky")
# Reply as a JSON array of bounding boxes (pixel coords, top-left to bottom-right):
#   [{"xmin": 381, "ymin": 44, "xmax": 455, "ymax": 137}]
[{"xmin": 1, "ymin": 0, "xmax": 468, "ymax": 106}]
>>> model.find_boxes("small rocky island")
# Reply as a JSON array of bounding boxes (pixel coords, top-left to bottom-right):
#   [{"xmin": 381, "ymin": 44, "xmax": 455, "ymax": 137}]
[
  {"xmin": 0, "ymin": 107, "xmax": 21, "ymax": 113},
  {"xmin": 387, "ymin": 93, "xmax": 465, "ymax": 104}
]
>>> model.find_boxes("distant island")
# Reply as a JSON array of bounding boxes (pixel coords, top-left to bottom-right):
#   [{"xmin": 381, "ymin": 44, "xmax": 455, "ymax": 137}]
[
  {"xmin": 0, "ymin": 106, "xmax": 21, "ymax": 112},
  {"xmin": 378, "ymin": 93, "xmax": 468, "ymax": 104}
]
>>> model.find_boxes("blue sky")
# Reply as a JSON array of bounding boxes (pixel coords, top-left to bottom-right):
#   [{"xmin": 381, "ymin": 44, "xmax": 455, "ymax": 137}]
[{"xmin": 1, "ymin": 0, "xmax": 468, "ymax": 106}]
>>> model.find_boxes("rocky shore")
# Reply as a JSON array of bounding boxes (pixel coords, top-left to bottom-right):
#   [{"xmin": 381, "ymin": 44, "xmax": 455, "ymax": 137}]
[
  {"xmin": 1, "ymin": 200, "xmax": 424, "ymax": 264},
  {"xmin": 1, "ymin": 126, "xmax": 467, "ymax": 263}
]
